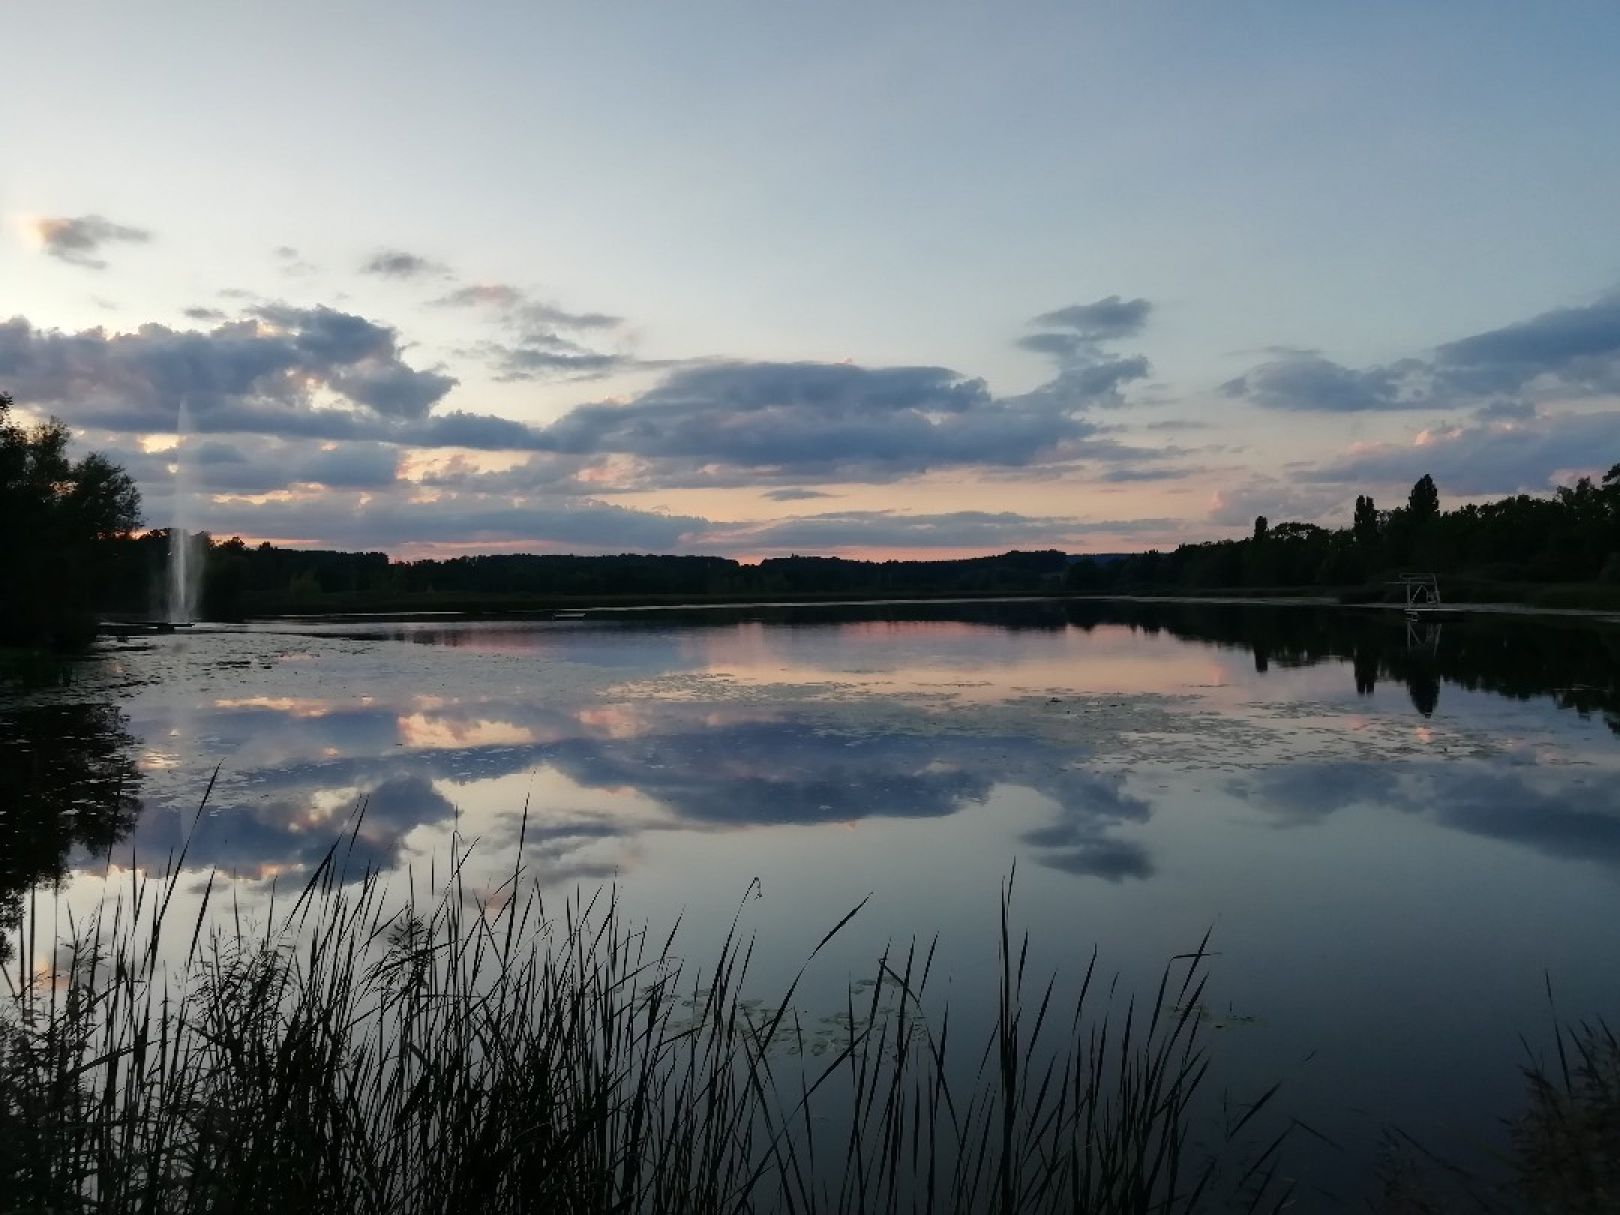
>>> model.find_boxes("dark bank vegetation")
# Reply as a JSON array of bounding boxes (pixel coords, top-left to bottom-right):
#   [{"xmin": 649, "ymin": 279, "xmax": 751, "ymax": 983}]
[
  {"xmin": 1067, "ymin": 468, "xmax": 1620, "ymax": 608},
  {"xmin": 97, "ymin": 542, "xmax": 1080, "ymax": 621},
  {"xmin": 4, "ymin": 381, "xmax": 1614, "ymax": 627},
  {"xmin": 0, "ymin": 393, "xmax": 142, "ymax": 649},
  {"xmin": 91, "ymin": 466, "xmax": 1620, "ymax": 621},
  {"xmin": 2, "ymin": 824, "xmax": 1293, "ymax": 1215}
]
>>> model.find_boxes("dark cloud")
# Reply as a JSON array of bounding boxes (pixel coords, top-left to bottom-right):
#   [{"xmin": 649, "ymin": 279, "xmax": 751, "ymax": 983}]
[
  {"xmin": 530, "ymin": 360, "xmax": 1119, "ymax": 477},
  {"xmin": 1299, "ymin": 410, "xmax": 1620, "ymax": 495},
  {"xmin": 0, "ymin": 306, "xmax": 456, "ymax": 429},
  {"xmin": 403, "ymin": 411, "xmax": 551, "ymax": 451},
  {"xmin": 1015, "ymin": 297, "xmax": 1155, "ymax": 413},
  {"xmin": 1098, "ymin": 466, "xmax": 1197, "ymax": 483},
  {"xmin": 519, "ymin": 301, "xmax": 622, "ymax": 331},
  {"xmin": 433, "ymin": 284, "xmax": 621, "ymax": 330},
  {"xmin": 469, "ymin": 339, "xmax": 631, "ymax": 382},
  {"xmin": 410, "ymin": 452, "xmax": 587, "ymax": 495},
  {"xmin": 1433, "ymin": 292, "xmax": 1620, "ymax": 396},
  {"xmin": 109, "ymin": 437, "xmax": 401, "ymax": 498},
  {"xmin": 361, "ymin": 248, "xmax": 450, "ymax": 279},
  {"xmin": 1221, "ymin": 353, "xmax": 1416, "ymax": 412},
  {"xmin": 433, "ymin": 283, "xmax": 626, "ymax": 381},
  {"xmin": 1029, "ymin": 296, "xmax": 1152, "ymax": 342},
  {"xmin": 433, "ymin": 284, "xmax": 527, "ymax": 309},
  {"xmin": 1473, "ymin": 399, "xmax": 1537, "ymax": 422},
  {"xmin": 764, "ymin": 488, "xmax": 837, "ymax": 501},
  {"xmin": 1226, "ymin": 291, "xmax": 1620, "ymax": 412},
  {"xmin": 1, "ymin": 290, "xmax": 1185, "ymax": 518},
  {"xmin": 31, "ymin": 214, "xmax": 152, "ymax": 269},
  {"xmin": 185, "ymin": 489, "xmax": 706, "ymax": 551},
  {"xmin": 183, "ymin": 306, "xmax": 227, "ymax": 322}
]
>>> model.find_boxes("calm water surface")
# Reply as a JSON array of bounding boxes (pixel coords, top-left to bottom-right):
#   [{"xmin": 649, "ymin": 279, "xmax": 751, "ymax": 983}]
[{"xmin": 5, "ymin": 599, "xmax": 1620, "ymax": 1199}]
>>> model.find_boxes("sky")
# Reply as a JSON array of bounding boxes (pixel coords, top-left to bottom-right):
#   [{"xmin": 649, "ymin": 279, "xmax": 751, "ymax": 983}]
[{"xmin": 4, "ymin": 0, "xmax": 1620, "ymax": 560}]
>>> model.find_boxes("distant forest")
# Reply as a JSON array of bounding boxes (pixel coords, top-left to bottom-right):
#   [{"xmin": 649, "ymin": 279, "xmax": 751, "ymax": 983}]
[
  {"xmin": 87, "ymin": 466, "xmax": 1620, "ymax": 619},
  {"xmin": 1065, "ymin": 467, "xmax": 1620, "ymax": 604}
]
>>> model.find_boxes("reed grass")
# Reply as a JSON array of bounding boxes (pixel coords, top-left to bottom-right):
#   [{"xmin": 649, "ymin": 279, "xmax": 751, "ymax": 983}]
[{"xmin": 2, "ymin": 795, "xmax": 1290, "ymax": 1214}]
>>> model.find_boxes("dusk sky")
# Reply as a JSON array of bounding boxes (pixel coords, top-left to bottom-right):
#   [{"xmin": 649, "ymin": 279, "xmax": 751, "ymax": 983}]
[{"xmin": 5, "ymin": 1, "xmax": 1620, "ymax": 560}]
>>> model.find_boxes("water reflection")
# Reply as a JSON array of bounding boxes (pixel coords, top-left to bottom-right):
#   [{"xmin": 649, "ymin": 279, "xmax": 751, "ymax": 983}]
[
  {"xmin": 103, "ymin": 696, "xmax": 1154, "ymax": 887},
  {"xmin": 5, "ymin": 600, "xmax": 1620, "ymax": 902},
  {"xmin": 0, "ymin": 702, "xmax": 142, "ymax": 960},
  {"xmin": 1241, "ymin": 759, "xmax": 1620, "ymax": 869},
  {"xmin": 6, "ymin": 600, "xmax": 1617, "ymax": 1201}
]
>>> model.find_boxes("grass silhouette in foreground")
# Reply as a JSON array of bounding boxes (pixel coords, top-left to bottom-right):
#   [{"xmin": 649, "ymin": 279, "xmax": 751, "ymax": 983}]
[{"xmin": 0, "ymin": 794, "xmax": 1292, "ymax": 1214}]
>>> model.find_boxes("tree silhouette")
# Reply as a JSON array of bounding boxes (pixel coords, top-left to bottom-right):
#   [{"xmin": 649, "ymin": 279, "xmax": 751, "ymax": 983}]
[
  {"xmin": 1354, "ymin": 495, "xmax": 1379, "ymax": 547},
  {"xmin": 1408, "ymin": 474, "xmax": 1440, "ymax": 523},
  {"xmin": 1, "ymin": 392, "xmax": 143, "ymax": 648}
]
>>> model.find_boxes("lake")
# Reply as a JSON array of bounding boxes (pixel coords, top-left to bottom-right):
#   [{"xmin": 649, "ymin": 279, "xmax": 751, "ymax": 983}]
[{"xmin": 5, "ymin": 598, "xmax": 1620, "ymax": 1201}]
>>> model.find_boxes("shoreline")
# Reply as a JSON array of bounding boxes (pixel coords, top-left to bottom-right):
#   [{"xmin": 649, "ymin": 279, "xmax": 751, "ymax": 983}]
[{"xmin": 95, "ymin": 588, "xmax": 1620, "ymax": 631}]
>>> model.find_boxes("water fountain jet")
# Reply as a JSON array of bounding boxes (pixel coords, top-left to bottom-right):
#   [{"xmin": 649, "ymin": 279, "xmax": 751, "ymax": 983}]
[{"xmin": 166, "ymin": 399, "xmax": 202, "ymax": 625}]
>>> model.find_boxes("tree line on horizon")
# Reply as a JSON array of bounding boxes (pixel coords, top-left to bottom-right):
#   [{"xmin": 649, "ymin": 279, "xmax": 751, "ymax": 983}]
[
  {"xmin": 3, "ymin": 386, "xmax": 1618, "ymax": 643},
  {"xmin": 1068, "ymin": 468, "xmax": 1620, "ymax": 598},
  {"xmin": 119, "ymin": 465, "xmax": 1620, "ymax": 618}
]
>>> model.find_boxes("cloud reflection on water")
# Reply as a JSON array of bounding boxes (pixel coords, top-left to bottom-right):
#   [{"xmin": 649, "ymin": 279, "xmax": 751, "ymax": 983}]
[{"xmin": 10, "ymin": 600, "xmax": 1620, "ymax": 902}]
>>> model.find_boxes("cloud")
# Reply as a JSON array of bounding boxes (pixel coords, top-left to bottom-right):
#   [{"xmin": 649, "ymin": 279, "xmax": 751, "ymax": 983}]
[
  {"xmin": 1225, "ymin": 290, "xmax": 1620, "ymax": 412},
  {"xmin": 433, "ymin": 284, "xmax": 526, "ymax": 309},
  {"xmin": 1141, "ymin": 418, "xmax": 1212, "ymax": 432},
  {"xmin": 467, "ymin": 338, "xmax": 632, "ymax": 382},
  {"xmin": 186, "ymin": 489, "xmax": 707, "ymax": 552},
  {"xmin": 0, "ymin": 306, "xmax": 457, "ymax": 430},
  {"xmin": 704, "ymin": 509, "xmax": 1176, "ymax": 552},
  {"xmin": 272, "ymin": 245, "xmax": 318, "ymax": 276},
  {"xmin": 528, "ymin": 359, "xmax": 1146, "ymax": 480},
  {"xmin": 107, "ymin": 436, "xmax": 402, "ymax": 498},
  {"xmin": 763, "ymin": 488, "xmax": 836, "ymax": 501},
  {"xmin": 1472, "ymin": 399, "xmax": 1537, "ymax": 422},
  {"xmin": 432, "ymin": 283, "xmax": 621, "ymax": 330},
  {"xmin": 1432, "ymin": 291, "xmax": 1620, "ymax": 396},
  {"xmin": 1013, "ymin": 296, "xmax": 1156, "ymax": 413},
  {"xmin": 1028, "ymin": 296, "xmax": 1152, "ymax": 342},
  {"xmin": 1098, "ymin": 465, "xmax": 1198, "ymax": 483},
  {"xmin": 1221, "ymin": 352, "xmax": 1416, "ymax": 412},
  {"xmin": 2, "ymin": 292, "xmax": 1186, "ymax": 528},
  {"xmin": 361, "ymin": 248, "xmax": 450, "ymax": 279},
  {"xmin": 29, "ymin": 214, "xmax": 151, "ymax": 269},
  {"xmin": 433, "ymin": 282, "xmax": 628, "ymax": 380},
  {"xmin": 183, "ymin": 306, "xmax": 227, "ymax": 322},
  {"xmin": 1299, "ymin": 410, "xmax": 1620, "ymax": 495}
]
